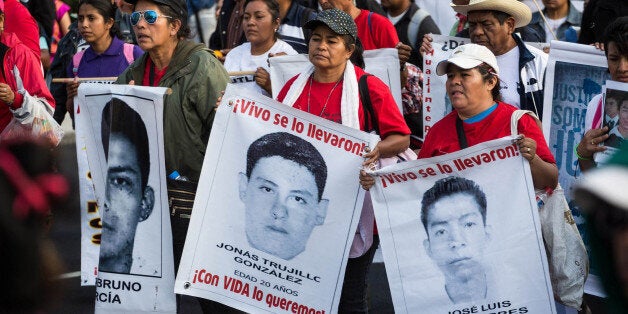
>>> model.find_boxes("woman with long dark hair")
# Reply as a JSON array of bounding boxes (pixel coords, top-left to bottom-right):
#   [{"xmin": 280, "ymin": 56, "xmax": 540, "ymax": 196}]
[{"xmin": 64, "ymin": 0, "xmax": 143, "ymax": 121}]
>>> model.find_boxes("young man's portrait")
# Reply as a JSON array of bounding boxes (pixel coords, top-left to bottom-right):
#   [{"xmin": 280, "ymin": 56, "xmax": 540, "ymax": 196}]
[
  {"xmin": 99, "ymin": 98, "xmax": 155, "ymax": 274},
  {"xmin": 421, "ymin": 176, "xmax": 492, "ymax": 304},
  {"xmin": 239, "ymin": 132, "xmax": 329, "ymax": 260}
]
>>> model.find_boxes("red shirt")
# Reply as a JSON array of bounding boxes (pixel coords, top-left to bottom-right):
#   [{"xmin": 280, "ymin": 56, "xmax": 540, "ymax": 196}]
[
  {"xmin": 277, "ymin": 65, "xmax": 410, "ymax": 138},
  {"xmin": 354, "ymin": 9, "xmax": 399, "ymax": 50},
  {"xmin": 418, "ymin": 102, "xmax": 556, "ymax": 164},
  {"xmin": 142, "ymin": 58, "xmax": 168, "ymax": 87}
]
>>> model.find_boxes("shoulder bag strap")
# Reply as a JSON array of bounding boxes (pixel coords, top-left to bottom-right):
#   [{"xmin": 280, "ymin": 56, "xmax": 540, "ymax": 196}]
[
  {"xmin": 456, "ymin": 116, "xmax": 468, "ymax": 149},
  {"xmin": 510, "ymin": 109, "xmax": 538, "ymax": 137}
]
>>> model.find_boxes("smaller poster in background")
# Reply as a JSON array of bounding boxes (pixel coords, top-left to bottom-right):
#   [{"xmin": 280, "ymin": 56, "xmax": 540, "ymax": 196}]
[
  {"xmin": 422, "ymin": 34, "xmax": 470, "ymax": 138},
  {"xmin": 597, "ymin": 80, "xmax": 628, "ymax": 161}
]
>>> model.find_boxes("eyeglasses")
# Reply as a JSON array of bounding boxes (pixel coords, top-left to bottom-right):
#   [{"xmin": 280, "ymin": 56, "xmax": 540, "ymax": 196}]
[{"xmin": 130, "ymin": 10, "xmax": 172, "ymax": 26}]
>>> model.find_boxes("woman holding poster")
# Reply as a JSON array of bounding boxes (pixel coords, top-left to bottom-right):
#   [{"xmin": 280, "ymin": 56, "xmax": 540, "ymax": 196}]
[
  {"xmin": 576, "ymin": 17, "xmax": 628, "ymax": 171},
  {"xmin": 276, "ymin": 8, "xmax": 410, "ymax": 313},
  {"xmin": 416, "ymin": 43, "xmax": 557, "ymax": 190},
  {"xmin": 361, "ymin": 43, "xmax": 557, "ymax": 191},
  {"xmin": 224, "ymin": 0, "xmax": 297, "ymax": 96},
  {"xmin": 116, "ymin": 0, "xmax": 230, "ymax": 311}
]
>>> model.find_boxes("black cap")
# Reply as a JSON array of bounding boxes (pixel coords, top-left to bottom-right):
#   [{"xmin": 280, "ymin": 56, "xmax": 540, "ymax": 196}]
[
  {"xmin": 126, "ymin": 0, "xmax": 188, "ymax": 24},
  {"xmin": 304, "ymin": 8, "xmax": 357, "ymax": 41}
]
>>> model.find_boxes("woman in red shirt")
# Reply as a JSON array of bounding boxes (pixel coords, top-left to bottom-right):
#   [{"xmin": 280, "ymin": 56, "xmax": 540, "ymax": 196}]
[{"xmin": 361, "ymin": 43, "xmax": 558, "ymax": 191}]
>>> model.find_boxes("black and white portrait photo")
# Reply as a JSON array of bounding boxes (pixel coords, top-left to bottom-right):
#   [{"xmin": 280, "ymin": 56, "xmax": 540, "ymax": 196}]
[
  {"xmin": 98, "ymin": 98, "xmax": 155, "ymax": 274},
  {"xmin": 239, "ymin": 132, "xmax": 329, "ymax": 260},
  {"xmin": 421, "ymin": 176, "xmax": 491, "ymax": 304}
]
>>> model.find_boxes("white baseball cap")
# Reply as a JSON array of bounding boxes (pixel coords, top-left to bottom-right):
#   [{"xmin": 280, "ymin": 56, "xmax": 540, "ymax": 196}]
[{"xmin": 436, "ymin": 43, "xmax": 500, "ymax": 76}]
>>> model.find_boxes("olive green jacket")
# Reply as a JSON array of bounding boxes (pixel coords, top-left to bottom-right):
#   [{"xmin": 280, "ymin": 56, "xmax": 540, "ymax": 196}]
[{"xmin": 116, "ymin": 40, "xmax": 229, "ymax": 182}]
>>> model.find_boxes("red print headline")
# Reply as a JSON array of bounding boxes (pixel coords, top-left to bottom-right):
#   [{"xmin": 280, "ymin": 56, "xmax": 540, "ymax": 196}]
[
  {"xmin": 191, "ymin": 269, "xmax": 326, "ymax": 314},
  {"xmin": 231, "ymin": 98, "xmax": 366, "ymax": 157},
  {"xmin": 380, "ymin": 144, "xmax": 520, "ymax": 188}
]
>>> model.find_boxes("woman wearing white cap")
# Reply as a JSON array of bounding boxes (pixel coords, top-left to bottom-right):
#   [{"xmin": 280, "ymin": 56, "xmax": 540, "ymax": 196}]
[{"xmin": 418, "ymin": 43, "xmax": 557, "ymax": 190}]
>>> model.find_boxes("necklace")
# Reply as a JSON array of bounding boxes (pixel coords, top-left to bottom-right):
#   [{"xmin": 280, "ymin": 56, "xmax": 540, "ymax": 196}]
[{"xmin": 307, "ymin": 74, "xmax": 343, "ymax": 117}]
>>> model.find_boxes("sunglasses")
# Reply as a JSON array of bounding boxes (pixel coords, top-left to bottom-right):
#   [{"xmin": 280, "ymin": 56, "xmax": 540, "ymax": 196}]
[{"xmin": 130, "ymin": 10, "xmax": 172, "ymax": 26}]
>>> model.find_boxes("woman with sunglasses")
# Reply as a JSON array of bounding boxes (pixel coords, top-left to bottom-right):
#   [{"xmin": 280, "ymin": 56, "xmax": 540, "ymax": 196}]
[
  {"xmin": 65, "ymin": 0, "xmax": 143, "ymax": 121},
  {"xmin": 116, "ymin": 0, "xmax": 230, "ymax": 312},
  {"xmin": 224, "ymin": 0, "xmax": 297, "ymax": 96}
]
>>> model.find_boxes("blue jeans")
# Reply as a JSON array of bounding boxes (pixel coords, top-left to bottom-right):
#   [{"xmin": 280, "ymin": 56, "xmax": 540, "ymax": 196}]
[{"xmin": 338, "ymin": 235, "xmax": 380, "ymax": 314}]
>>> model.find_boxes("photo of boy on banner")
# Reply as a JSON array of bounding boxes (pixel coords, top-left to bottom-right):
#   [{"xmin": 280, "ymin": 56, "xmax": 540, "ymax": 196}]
[
  {"xmin": 421, "ymin": 176, "xmax": 492, "ymax": 304},
  {"xmin": 99, "ymin": 98, "xmax": 156, "ymax": 274},
  {"xmin": 239, "ymin": 132, "xmax": 329, "ymax": 260}
]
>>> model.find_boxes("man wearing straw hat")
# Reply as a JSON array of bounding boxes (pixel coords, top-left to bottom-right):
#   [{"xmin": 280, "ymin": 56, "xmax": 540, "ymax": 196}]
[{"xmin": 421, "ymin": 0, "xmax": 548, "ymax": 119}]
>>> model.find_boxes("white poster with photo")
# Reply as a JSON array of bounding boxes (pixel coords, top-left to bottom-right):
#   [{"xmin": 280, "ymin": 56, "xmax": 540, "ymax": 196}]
[
  {"xmin": 174, "ymin": 85, "xmax": 379, "ymax": 313},
  {"xmin": 540, "ymin": 41, "xmax": 610, "ymax": 297},
  {"xmin": 597, "ymin": 80, "xmax": 628, "ymax": 162},
  {"xmin": 75, "ymin": 80, "xmax": 116, "ymax": 286},
  {"xmin": 76, "ymin": 83, "xmax": 176, "ymax": 313},
  {"xmin": 369, "ymin": 137, "xmax": 555, "ymax": 314},
  {"xmin": 269, "ymin": 49, "xmax": 402, "ymax": 113},
  {"xmin": 422, "ymin": 35, "xmax": 470, "ymax": 137}
]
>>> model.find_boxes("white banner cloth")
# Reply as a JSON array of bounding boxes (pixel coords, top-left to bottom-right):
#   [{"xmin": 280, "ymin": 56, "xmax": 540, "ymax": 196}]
[
  {"xmin": 369, "ymin": 137, "xmax": 555, "ymax": 314},
  {"xmin": 174, "ymin": 85, "xmax": 379, "ymax": 313},
  {"xmin": 76, "ymin": 83, "xmax": 176, "ymax": 313}
]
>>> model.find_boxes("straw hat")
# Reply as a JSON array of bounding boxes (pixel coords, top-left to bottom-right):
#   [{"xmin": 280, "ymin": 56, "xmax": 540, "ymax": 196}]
[{"xmin": 451, "ymin": 0, "xmax": 532, "ymax": 28}]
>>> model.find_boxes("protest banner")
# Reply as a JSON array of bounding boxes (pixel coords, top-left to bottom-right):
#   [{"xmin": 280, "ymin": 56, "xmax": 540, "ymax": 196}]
[
  {"xmin": 540, "ymin": 41, "xmax": 610, "ymax": 296},
  {"xmin": 422, "ymin": 35, "xmax": 470, "ymax": 137},
  {"xmin": 268, "ymin": 48, "xmax": 403, "ymax": 113},
  {"xmin": 76, "ymin": 83, "xmax": 176, "ymax": 313},
  {"xmin": 174, "ymin": 85, "xmax": 379, "ymax": 313},
  {"xmin": 75, "ymin": 80, "xmax": 117, "ymax": 286},
  {"xmin": 369, "ymin": 137, "xmax": 555, "ymax": 314}
]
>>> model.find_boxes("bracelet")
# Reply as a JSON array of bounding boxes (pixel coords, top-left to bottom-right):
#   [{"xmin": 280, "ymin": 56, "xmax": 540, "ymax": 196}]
[{"xmin": 574, "ymin": 143, "xmax": 592, "ymax": 161}]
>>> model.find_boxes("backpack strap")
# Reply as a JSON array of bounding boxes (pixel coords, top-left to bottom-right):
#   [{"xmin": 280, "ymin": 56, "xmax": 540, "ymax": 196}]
[
  {"xmin": 71, "ymin": 49, "xmax": 86, "ymax": 77},
  {"xmin": 122, "ymin": 43, "xmax": 135, "ymax": 65},
  {"xmin": 359, "ymin": 74, "xmax": 379, "ymax": 134},
  {"xmin": 407, "ymin": 8, "xmax": 429, "ymax": 49}
]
